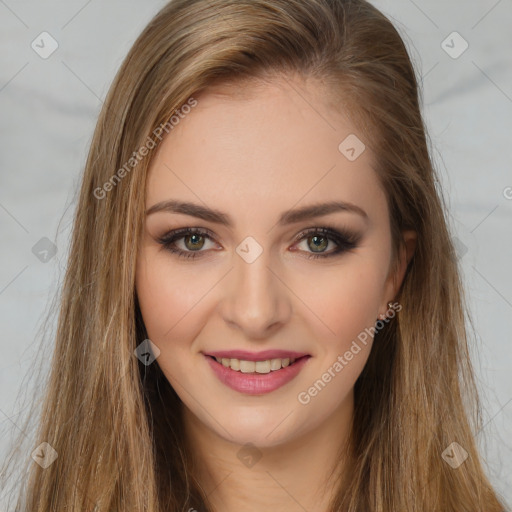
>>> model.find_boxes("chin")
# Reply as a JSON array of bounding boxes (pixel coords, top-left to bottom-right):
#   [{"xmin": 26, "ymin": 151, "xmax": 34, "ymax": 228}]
[{"xmin": 205, "ymin": 405, "xmax": 311, "ymax": 448}]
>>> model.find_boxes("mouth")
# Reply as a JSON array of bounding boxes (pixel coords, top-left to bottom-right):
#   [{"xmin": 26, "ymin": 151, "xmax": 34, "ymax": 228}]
[
  {"xmin": 203, "ymin": 353, "xmax": 311, "ymax": 395},
  {"xmin": 206, "ymin": 354, "xmax": 310, "ymax": 374}
]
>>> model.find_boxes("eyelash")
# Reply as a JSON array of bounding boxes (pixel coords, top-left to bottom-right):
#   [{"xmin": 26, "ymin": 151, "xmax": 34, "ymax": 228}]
[{"xmin": 157, "ymin": 225, "xmax": 360, "ymax": 261}]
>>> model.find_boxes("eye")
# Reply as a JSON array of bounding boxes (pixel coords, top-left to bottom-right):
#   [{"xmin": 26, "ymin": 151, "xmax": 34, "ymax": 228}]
[
  {"xmin": 156, "ymin": 227, "xmax": 218, "ymax": 260},
  {"xmin": 291, "ymin": 226, "xmax": 360, "ymax": 259},
  {"xmin": 156, "ymin": 226, "xmax": 360, "ymax": 260}
]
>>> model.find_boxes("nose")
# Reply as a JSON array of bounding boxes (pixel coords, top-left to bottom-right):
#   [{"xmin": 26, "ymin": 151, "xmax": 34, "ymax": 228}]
[{"xmin": 220, "ymin": 247, "xmax": 292, "ymax": 340}]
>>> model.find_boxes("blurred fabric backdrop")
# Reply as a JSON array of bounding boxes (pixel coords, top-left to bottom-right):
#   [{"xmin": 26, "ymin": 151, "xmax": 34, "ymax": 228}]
[{"xmin": 1, "ymin": 0, "xmax": 511, "ymax": 508}]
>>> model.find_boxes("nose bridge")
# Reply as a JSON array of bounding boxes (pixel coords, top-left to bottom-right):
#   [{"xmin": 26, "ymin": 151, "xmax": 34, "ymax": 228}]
[{"xmin": 222, "ymin": 238, "xmax": 290, "ymax": 337}]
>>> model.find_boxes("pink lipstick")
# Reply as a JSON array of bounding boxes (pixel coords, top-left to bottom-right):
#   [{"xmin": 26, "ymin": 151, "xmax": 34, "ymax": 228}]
[{"xmin": 203, "ymin": 350, "xmax": 311, "ymax": 395}]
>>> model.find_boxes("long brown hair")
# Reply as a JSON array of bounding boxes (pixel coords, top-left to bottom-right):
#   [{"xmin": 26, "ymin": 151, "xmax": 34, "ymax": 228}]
[{"xmin": 1, "ymin": 0, "xmax": 508, "ymax": 510}]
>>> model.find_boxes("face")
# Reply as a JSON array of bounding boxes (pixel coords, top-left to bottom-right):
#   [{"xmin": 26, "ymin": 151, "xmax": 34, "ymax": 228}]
[{"xmin": 135, "ymin": 75, "xmax": 411, "ymax": 448}]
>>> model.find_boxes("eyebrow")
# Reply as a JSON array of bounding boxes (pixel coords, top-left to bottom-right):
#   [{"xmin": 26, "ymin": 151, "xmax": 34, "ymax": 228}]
[{"xmin": 145, "ymin": 199, "xmax": 368, "ymax": 226}]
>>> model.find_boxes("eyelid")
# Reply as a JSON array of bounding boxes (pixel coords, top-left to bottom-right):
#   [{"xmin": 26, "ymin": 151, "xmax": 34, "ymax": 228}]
[
  {"xmin": 291, "ymin": 226, "xmax": 359, "ymax": 244},
  {"xmin": 156, "ymin": 227, "xmax": 219, "ymax": 254},
  {"xmin": 156, "ymin": 224, "xmax": 361, "ymax": 260}
]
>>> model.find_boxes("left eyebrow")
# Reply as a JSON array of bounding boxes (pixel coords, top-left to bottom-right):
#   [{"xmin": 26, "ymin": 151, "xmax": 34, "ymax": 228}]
[{"xmin": 145, "ymin": 199, "xmax": 369, "ymax": 226}]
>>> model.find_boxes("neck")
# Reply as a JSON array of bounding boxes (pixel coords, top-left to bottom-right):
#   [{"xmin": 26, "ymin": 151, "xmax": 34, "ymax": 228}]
[{"xmin": 182, "ymin": 392, "xmax": 354, "ymax": 512}]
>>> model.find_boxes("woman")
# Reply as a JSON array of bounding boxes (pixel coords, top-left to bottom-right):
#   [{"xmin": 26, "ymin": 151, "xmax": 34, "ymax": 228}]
[{"xmin": 2, "ymin": 0, "xmax": 508, "ymax": 510}]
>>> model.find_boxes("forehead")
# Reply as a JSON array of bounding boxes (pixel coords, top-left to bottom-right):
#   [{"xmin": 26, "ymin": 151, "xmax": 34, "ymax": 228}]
[{"xmin": 146, "ymin": 76, "xmax": 386, "ymax": 224}]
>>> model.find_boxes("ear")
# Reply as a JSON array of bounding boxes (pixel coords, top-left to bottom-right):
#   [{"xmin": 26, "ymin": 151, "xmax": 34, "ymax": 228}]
[{"xmin": 378, "ymin": 229, "xmax": 417, "ymax": 319}]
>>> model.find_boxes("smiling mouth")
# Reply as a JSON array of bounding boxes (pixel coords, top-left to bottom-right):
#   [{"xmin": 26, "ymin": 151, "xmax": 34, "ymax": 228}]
[{"xmin": 206, "ymin": 355, "xmax": 310, "ymax": 374}]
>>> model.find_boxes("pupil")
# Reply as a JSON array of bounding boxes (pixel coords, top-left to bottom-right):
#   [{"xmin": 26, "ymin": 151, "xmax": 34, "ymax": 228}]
[
  {"xmin": 186, "ymin": 234, "xmax": 204, "ymax": 250},
  {"xmin": 310, "ymin": 235, "xmax": 327, "ymax": 252},
  {"xmin": 184, "ymin": 234, "xmax": 328, "ymax": 252}
]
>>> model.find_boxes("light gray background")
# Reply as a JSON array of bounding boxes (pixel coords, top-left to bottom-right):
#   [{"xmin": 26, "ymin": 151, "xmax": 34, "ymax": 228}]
[{"xmin": 1, "ymin": 0, "xmax": 511, "ymax": 509}]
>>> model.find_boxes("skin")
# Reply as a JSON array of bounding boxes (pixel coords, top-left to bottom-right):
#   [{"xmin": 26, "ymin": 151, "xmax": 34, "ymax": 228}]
[{"xmin": 135, "ymin": 74, "xmax": 416, "ymax": 512}]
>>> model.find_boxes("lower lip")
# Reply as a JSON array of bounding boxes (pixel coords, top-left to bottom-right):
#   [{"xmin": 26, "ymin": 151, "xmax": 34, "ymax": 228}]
[{"xmin": 205, "ymin": 355, "xmax": 311, "ymax": 395}]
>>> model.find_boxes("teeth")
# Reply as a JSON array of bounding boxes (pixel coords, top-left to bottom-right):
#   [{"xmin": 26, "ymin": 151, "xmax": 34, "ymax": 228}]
[
  {"xmin": 240, "ymin": 360, "xmax": 255, "ymax": 373},
  {"xmin": 255, "ymin": 360, "xmax": 270, "ymax": 373},
  {"xmin": 270, "ymin": 358, "xmax": 282, "ymax": 371},
  {"xmin": 213, "ymin": 356, "xmax": 297, "ymax": 373}
]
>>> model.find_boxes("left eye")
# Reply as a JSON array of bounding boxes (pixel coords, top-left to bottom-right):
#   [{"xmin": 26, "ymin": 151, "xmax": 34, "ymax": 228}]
[
  {"xmin": 294, "ymin": 233, "xmax": 337, "ymax": 255},
  {"xmin": 157, "ymin": 227, "xmax": 360, "ymax": 260}
]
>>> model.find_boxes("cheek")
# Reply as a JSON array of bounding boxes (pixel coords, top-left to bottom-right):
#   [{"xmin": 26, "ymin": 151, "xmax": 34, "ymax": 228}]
[
  {"xmin": 290, "ymin": 263, "xmax": 386, "ymax": 416},
  {"xmin": 135, "ymin": 251, "xmax": 211, "ymax": 344},
  {"xmin": 292, "ymin": 259, "xmax": 387, "ymax": 349}
]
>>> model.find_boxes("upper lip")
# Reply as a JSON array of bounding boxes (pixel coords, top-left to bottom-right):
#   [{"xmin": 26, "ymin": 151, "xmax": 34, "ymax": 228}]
[{"xmin": 203, "ymin": 350, "xmax": 310, "ymax": 361}]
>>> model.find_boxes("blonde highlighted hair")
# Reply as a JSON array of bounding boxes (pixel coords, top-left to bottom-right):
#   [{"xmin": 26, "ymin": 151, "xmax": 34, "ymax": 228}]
[{"xmin": 1, "ymin": 0, "xmax": 508, "ymax": 510}]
